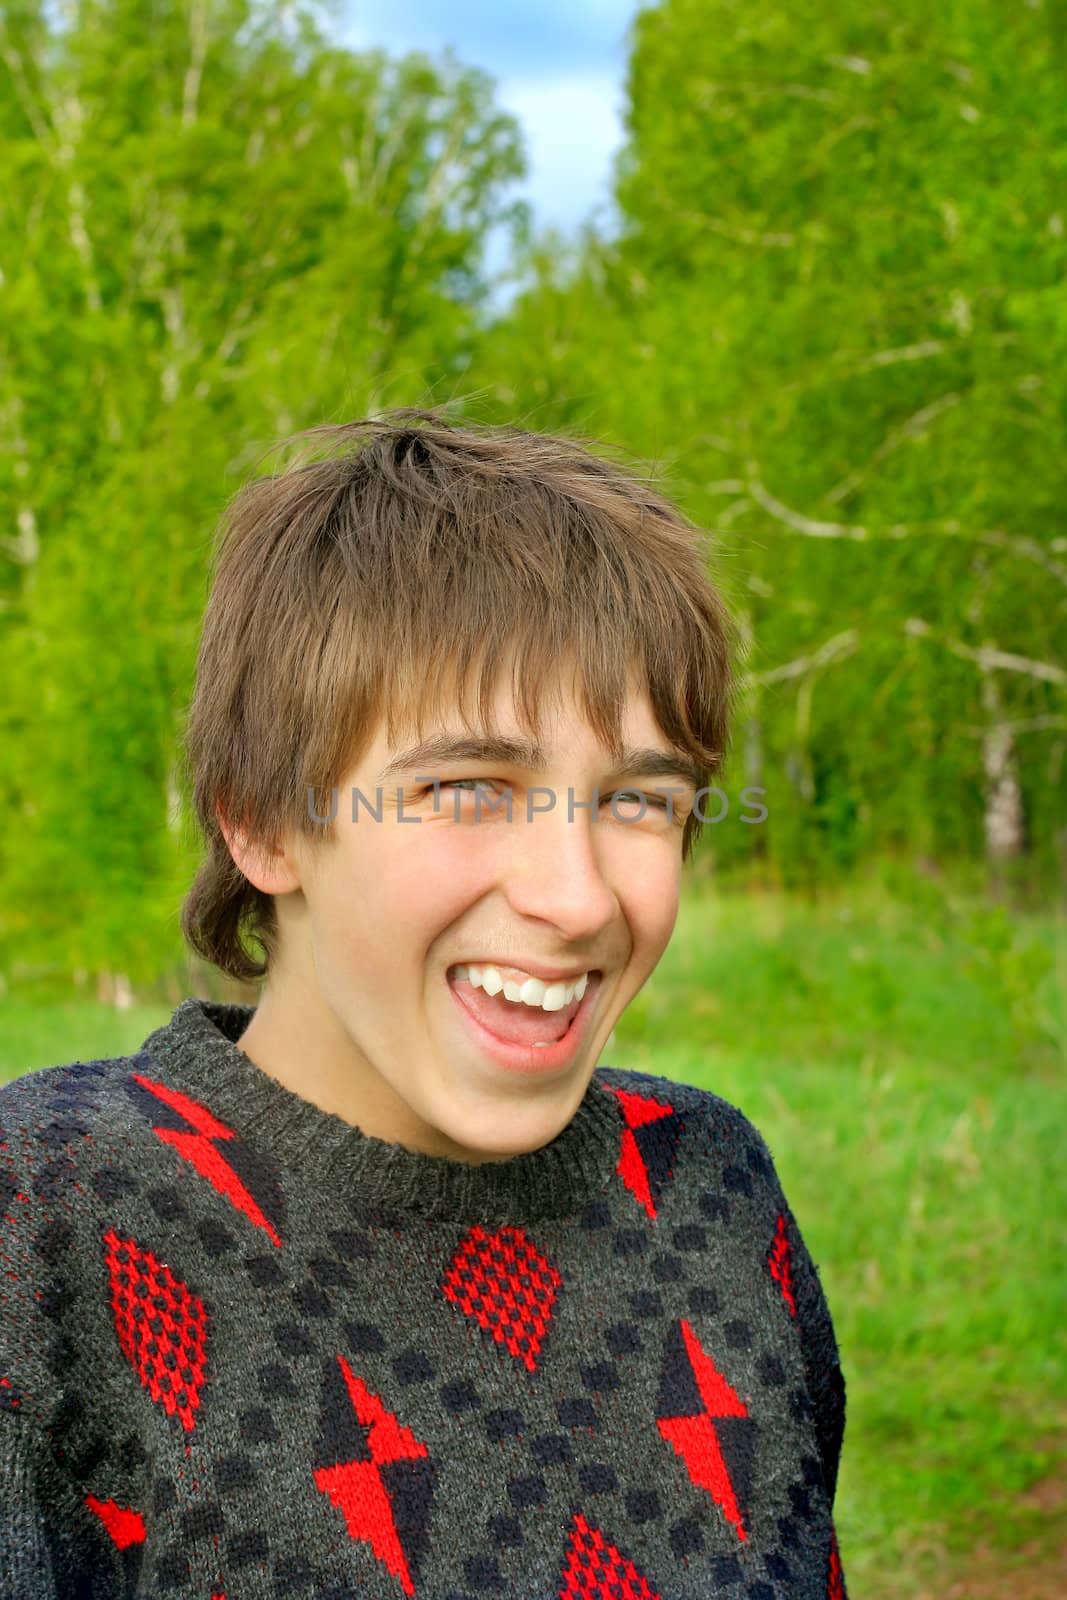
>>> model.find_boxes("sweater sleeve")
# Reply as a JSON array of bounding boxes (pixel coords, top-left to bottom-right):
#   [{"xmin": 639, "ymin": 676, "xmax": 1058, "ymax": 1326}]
[
  {"xmin": 0, "ymin": 1099, "xmax": 98, "ymax": 1597},
  {"xmin": 713, "ymin": 1097, "xmax": 848, "ymax": 1508},
  {"xmin": 0, "ymin": 1417, "xmax": 64, "ymax": 1600},
  {"xmin": 784, "ymin": 1206, "xmax": 847, "ymax": 1507}
]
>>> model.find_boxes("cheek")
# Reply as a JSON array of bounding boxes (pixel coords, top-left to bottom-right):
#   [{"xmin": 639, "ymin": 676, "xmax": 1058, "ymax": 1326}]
[
  {"xmin": 618, "ymin": 852, "xmax": 682, "ymax": 964},
  {"xmin": 359, "ymin": 828, "xmax": 490, "ymax": 938}
]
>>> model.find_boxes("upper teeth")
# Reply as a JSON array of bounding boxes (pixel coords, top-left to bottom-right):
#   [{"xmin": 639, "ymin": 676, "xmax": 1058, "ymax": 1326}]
[{"xmin": 452, "ymin": 965, "xmax": 590, "ymax": 1012}]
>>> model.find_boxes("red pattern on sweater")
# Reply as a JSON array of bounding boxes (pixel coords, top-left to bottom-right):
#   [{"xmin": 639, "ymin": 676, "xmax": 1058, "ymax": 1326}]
[
  {"xmin": 129, "ymin": 1073, "xmax": 283, "ymax": 1247},
  {"xmin": 441, "ymin": 1223, "xmax": 562, "ymax": 1372},
  {"xmin": 608, "ymin": 1085, "xmax": 681, "ymax": 1220},
  {"xmin": 768, "ymin": 1212, "xmax": 797, "ymax": 1316},
  {"xmin": 313, "ymin": 1355, "xmax": 430, "ymax": 1597},
  {"xmin": 827, "ymin": 1525, "xmax": 846, "ymax": 1598},
  {"xmin": 103, "ymin": 1227, "xmax": 209, "ymax": 1432},
  {"xmin": 84, "ymin": 1494, "xmax": 146, "ymax": 1549},
  {"xmin": 657, "ymin": 1318, "xmax": 751, "ymax": 1543},
  {"xmin": 560, "ymin": 1511, "xmax": 663, "ymax": 1597}
]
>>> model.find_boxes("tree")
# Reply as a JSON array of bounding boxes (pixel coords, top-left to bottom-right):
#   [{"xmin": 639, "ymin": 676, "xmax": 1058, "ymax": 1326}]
[
  {"xmin": 0, "ymin": 0, "xmax": 529, "ymax": 987},
  {"xmin": 466, "ymin": 0, "xmax": 1067, "ymax": 896}
]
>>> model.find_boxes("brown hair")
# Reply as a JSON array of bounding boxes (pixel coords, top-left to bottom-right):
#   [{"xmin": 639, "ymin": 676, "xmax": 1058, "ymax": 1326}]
[{"xmin": 178, "ymin": 406, "xmax": 738, "ymax": 983}]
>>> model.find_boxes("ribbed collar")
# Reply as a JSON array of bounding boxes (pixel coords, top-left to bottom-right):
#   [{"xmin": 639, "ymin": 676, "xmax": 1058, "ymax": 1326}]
[{"xmin": 137, "ymin": 997, "xmax": 625, "ymax": 1225}]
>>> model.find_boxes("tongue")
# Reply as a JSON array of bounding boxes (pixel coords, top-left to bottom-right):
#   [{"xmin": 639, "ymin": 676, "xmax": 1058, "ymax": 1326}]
[{"xmin": 451, "ymin": 978, "xmax": 578, "ymax": 1045}]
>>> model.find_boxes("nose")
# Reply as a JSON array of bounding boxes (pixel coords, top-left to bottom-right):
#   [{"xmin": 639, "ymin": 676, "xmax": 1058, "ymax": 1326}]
[{"xmin": 499, "ymin": 796, "xmax": 619, "ymax": 938}]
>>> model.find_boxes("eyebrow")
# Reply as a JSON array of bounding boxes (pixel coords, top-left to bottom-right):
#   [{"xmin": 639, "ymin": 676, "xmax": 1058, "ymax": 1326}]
[{"xmin": 376, "ymin": 734, "xmax": 704, "ymax": 793}]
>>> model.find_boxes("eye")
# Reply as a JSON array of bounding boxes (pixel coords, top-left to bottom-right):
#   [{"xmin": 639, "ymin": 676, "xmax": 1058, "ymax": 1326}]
[
  {"xmin": 420, "ymin": 781, "xmax": 679, "ymax": 815},
  {"xmin": 431, "ymin": 781, "xmax": 673, "ymax": 809},
  {"xmin": 418, "ymin": 779, "xmax": 502, "ymax": 807},
  {"xmin": 609, "ymin": 791, "xmax": 671, "ymax": 811}
]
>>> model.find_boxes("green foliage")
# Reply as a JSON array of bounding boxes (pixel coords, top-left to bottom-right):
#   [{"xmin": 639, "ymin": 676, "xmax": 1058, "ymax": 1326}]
[
  {"xmin": 0, "ymin": 0, "xmax": 529, "ymax": 981},
  {"xmin": 464, "ymin": 0, "xmax": 1067, "ymax": 898}
]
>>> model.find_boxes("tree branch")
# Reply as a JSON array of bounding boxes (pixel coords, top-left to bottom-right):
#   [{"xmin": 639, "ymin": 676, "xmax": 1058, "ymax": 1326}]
[
  {"xmin": 0, "ymin": 27, "xmax": 52, "ymax": 145},
  {"xmin": 746, "ymin": 474, "xmax": 868, "ymax": 539},
  {"xmin": 824, "ymin": 391, "xmax": 962, "ymax": 504},
  {"xmin": 961, "ymin": 715, "xmax": 1067, "ymax": 737},
  {"xmin": 747, "ymin": 470, "xmax": 1067, "ymax": 586},
  {"xmin": 904, "ymin": 618, "xmax": 1066, "ymax": 686},
  {"xmin": 740, "ymin": 628, "xmax": 859, "ymax": 688},
  {"xmin": 182, "ymin": 0, "xmax": 210, "ymax": 129}
]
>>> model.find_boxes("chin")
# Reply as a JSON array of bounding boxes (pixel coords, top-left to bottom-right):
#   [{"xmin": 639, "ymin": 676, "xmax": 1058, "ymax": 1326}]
[{"xmin": 430, "ymin": 1093, "xmax": 568, "ymax": 1162}]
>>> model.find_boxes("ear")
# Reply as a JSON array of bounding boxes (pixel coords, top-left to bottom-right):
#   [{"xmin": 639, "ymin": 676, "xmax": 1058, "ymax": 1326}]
[{"xmin": 215, "ymin": 799, "xmax": 302, "ymax": 895}]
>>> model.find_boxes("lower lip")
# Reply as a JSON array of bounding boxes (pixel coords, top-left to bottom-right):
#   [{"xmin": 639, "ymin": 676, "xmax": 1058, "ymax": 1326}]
[{"xmin": 446, "ymin": 972, "xmax": 603, "ymax": 1075}]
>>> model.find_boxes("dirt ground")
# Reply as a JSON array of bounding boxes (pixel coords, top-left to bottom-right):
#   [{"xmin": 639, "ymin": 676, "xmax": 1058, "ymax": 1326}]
[{"xmin": 914, "ymin": 1470, "xmax": 1067, "ymax": 1600}]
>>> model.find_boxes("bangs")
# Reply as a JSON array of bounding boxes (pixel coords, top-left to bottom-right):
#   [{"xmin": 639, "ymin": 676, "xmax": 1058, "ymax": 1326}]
[{"xmin": 299, "ymin": 460, "xmax": 730, "ymax": 821}]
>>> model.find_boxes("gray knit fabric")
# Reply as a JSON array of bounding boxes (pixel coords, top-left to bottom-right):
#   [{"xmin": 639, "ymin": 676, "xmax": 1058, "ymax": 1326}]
[
  {"xmin": 0, "ymin": 997, "xmax": 847, "ymax": 1597},
  {"xmin": 1, "ymin": 1420, "xmax": 62, "ymax": 1593}
]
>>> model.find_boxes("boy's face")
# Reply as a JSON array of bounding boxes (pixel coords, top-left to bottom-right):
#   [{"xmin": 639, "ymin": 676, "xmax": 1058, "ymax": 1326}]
[{"xmin": 230, "ymin": 665, "xmax": 698, "ymax": 1164}]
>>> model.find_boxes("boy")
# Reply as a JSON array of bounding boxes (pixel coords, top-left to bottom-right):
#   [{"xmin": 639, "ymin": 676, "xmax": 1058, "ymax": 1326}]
[{"xmin": 1, "ymin": 408, "xmax": 847, "ymax": 1597}]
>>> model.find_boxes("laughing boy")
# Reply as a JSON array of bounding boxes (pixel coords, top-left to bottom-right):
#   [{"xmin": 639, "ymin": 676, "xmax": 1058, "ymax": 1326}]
[{"xmin": 1, "ymin": 408, "xmax": 847, "ymax": 1597}]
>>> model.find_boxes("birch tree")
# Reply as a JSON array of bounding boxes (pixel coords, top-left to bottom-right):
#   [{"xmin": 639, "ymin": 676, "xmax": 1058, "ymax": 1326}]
[
  {"xmin": 466, "ymin": 0, "xmax": 1067, "ymax": 895},
  {"xmin": 0, "ymin": 0, "xmax": 527, "ymax": 990}
]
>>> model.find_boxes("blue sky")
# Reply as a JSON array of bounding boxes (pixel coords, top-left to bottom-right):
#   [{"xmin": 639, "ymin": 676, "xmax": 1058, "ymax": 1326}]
[{"xmin": 335, "ymin": 1, "xmax": 644, "ymax": 272}]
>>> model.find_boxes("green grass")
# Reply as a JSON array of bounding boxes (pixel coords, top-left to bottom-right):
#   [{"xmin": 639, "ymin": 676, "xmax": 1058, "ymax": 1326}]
[
  {"xmin": 1, "ymin": 864, "xmax": 1063, "ymax": 1597},
  {"xmin": 0, "ymin": 1000, "xmax": 176, "ymax": 1073}
]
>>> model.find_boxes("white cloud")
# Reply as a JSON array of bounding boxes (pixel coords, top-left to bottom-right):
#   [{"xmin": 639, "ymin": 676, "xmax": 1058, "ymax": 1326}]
[
  {"xmin": 497, "ymin": 68, "xmax": 626, "ymax": 235},
  {"xmin": 332, "ymin": 4, "xmax": 639, "ymax": 307},
  {"xmin": 335, "ymin": 4, "xmax": 635, "ymax": 235},
  {"xmin": 338, "ymin": 1, "xmax": 639, "ymax": 78}
]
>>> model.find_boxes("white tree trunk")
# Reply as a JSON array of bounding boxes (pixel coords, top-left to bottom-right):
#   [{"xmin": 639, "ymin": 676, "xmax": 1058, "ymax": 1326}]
[{"xmin": 980, "ymin": 663, "xmax": 1025, "ymax": 861}]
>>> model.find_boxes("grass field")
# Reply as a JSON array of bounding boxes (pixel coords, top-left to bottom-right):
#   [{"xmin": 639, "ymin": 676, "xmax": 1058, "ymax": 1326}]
[{"xmin": 2, "ymin": 862, "xmax": 1064, "ymax": 1596}]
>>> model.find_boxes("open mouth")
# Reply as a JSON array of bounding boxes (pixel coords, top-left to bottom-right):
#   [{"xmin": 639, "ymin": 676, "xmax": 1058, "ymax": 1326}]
[{"xmin": 445, "ymin": 968, "xmax": 603, "ymax": 1071}]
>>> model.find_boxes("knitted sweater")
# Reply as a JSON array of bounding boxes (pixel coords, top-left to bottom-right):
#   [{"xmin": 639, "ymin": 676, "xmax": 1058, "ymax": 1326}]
[{"xmin": 0, "ymin": 997, "xmax": 848, "ymax": 1599}]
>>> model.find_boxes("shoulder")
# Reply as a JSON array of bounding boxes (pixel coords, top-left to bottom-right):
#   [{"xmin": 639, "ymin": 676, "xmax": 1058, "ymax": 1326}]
[
  {"xmin": 0, "ymin": 1051, "xmax": 175, "ymax": 1414},
  {"xmin": 594, "ymin": 1061, "xmax": 739, "ymax": 1122},
  {"xmin": 593, "ymin": 1063, "xmax": 773, "ymax": 1150},
  {"xmin": 0, "ymin": 1046, "xmax": 211, "ymax": 1255},
  {"xmin": 0, "ymin": 1049, "xmax": 165, "ymax": 1164},
  {"xmin": 593, "ymin": 1063, "xmax": 785, "ymax": 1195}
]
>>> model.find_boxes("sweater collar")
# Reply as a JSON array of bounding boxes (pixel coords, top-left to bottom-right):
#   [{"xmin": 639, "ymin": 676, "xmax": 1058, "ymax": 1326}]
[{"xmin": 137, "ymin": 997, "xmax": 625, "ymax": 1225}]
